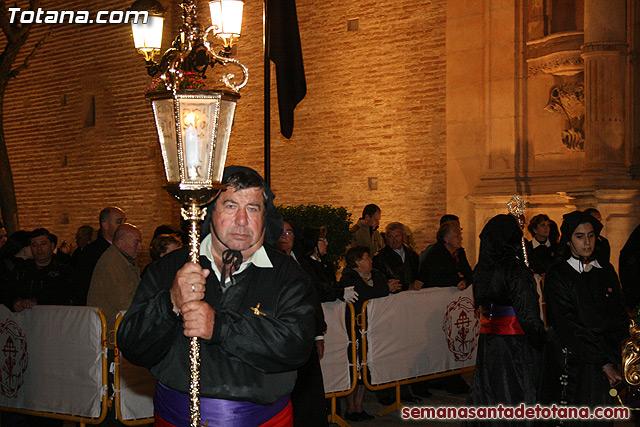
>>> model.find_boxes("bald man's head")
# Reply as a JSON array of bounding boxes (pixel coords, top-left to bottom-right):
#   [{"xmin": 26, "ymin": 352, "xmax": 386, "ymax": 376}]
[{"xmin": 113, "ymin": 223, "xmax": 142, "ymax": 259}]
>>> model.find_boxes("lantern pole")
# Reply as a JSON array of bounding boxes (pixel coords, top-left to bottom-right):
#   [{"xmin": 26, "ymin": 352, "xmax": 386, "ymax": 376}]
[{"xmin": 130, "ymin": 0, "xmax": 248, "ymax": 425}]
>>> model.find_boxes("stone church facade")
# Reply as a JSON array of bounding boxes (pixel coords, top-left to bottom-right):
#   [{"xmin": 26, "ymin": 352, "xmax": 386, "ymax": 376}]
[{"xmin": 2, "ymin": 0, "xmax": 638, "ymax": 267}]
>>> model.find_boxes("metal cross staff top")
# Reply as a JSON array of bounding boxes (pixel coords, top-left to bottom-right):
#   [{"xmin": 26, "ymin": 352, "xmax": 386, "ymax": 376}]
[{"xmin": 507, "ymin": 195, "xmax": 530, "ymax": 268}]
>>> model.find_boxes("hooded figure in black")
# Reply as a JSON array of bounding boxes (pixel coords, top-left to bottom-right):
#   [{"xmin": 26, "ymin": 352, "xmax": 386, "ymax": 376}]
[
  {"xmin": 539, "ymin": 211, "xmax": 627, "ymax": 422},
  {"xmin": 118, "ymin": 166, "xmax": 316, "ymax": 426},
  {"xmin": 466, "ymin": 214, "xmax": 545, "ymax": 426}
]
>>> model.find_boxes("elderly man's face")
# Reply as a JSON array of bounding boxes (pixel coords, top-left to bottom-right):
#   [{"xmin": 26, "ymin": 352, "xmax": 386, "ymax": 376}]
[
  {"xmin": 212, "ymin": 187, "xmax": 265, "ymax": 257},
  {"xmin": 444, "ymin": 227, "xmax": 463, "ymax": 251},
  {"xmin": 119, "ymin": 228, "xmax": 143, "ymax": 259},
  {"xmin": 386, "ymin": 228, "xmax": 404, "ymax": 250}
]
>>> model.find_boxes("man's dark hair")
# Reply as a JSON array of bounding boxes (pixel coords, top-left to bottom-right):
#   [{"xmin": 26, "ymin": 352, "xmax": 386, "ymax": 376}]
[
  {"xmin": 216, "ymin": 170, "xmax": 268, "ymax": 210},
  {"xmin": 0, "ymin": 221, "xmax": 4, "ymax": 229},
  {"xmin": 440, "ymin": 214, "xmax": 459, "ymax": 225},
  {"xmin": 30, "ymin": 228, "xmax": 55, "ymax": 244},
  {"xmin": 361, "ymin": 204, "xmax": 380, "ymax": 220},
  {"xmin": 527, "ymin": 214, "xmax": 551, "ymax": 236},
  {"xmin": 436, "ymin": 222, "xmax": 459, "ymax": 243},
  {"xmin": 345, "ymin": 245, "xmax": 370, "ymax": 268}
]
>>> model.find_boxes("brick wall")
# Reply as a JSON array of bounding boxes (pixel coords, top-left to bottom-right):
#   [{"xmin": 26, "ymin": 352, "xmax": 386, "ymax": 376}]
[{"xmin": 2, "ymin": 0, "xmax": 447, "ymax": 264}]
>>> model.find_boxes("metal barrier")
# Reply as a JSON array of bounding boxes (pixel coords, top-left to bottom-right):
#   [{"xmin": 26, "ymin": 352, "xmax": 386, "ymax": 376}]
[
  {"xmin": 0, "ymin": 305, "xmax": 109, "ymax": 426},
  {"xmin": 359, "ymin": 288, "xmax": 478, "ymax": 415},
  {"xmin": 113, "ymin": 313, "xmax": 154, "ymax": 425},
  {"xmin": 322, "ymin": 302, "xmax": 357, "ymax": 427}
]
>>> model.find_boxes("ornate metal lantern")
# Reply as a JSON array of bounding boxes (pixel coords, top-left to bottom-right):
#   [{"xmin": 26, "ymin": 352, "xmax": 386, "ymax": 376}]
[{"xmin": 130, "ymin": 0, "xmax": 247, "ymax": 425}]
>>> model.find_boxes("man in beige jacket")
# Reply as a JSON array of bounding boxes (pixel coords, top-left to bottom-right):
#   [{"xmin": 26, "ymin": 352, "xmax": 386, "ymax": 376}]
[{"xmin": 88, "ymin": 223, "xmax": 142, "ymax": 335}]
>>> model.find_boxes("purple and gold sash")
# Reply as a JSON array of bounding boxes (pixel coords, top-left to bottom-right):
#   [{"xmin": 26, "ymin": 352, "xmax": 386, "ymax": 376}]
[{"xmin": 154, "ymin": 382, "xmax": 292, "ymax": 427}]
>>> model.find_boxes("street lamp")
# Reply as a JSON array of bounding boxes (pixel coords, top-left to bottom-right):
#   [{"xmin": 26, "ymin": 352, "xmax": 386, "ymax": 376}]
[{"xmin": 129, "ymin": 1, "xmax": 247, "ymax": 425}]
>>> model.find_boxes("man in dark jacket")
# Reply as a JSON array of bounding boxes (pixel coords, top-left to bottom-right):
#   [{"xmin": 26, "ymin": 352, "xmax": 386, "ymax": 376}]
[
  {"xmin": 11, "ymin": 228, "xmax": 73, "ymax": 312},
  {"xmin": 373, "ymin": 222, "xmax": 423, "ymax": 292},
  {"xmin": 417, "ymin": 222, "xmax": 473, "ymax": 394},
  {"xmin": 117, "ymin": 166, "xmax": 315, "ymax": 426},
  {"xmin": 419, "ymin": 222, "xmax": 473, "ymax": 290}
]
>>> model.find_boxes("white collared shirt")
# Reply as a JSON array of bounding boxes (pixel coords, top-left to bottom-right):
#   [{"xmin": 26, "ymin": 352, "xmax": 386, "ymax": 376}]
[
  {"xmin": 532, "ymin": 238, "xmax": 551, "ymax": 249},
  {"xmin": 567, "ymin": 256, "xmax": 602, "ymax": 273},
  {"xmin": 200, "ymin": 233, "xmax": 272, "ymax": 286}
]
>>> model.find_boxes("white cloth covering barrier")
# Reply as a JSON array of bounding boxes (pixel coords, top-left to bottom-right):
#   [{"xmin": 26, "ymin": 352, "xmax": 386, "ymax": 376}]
[
  {"xmin": 0, "ymin": 305, "xmax": 104, "ymax": 418},
  {"xmin": 0, "ymin": 289, "xmax": 479, "ymax": 421},
  {"xmin": 365, "ymin": 286, "xmax": 479, "ymax": 386},
  {"xmin": 116, "ymin": 347, "xmax": 155, "ymax": 421},
  {"xmin": 319, "ymin": 300, "xmax": 352, "ymax": 394}
]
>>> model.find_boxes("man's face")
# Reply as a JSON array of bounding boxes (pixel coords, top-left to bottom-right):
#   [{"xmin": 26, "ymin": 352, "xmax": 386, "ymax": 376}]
[
  {"xmin": 444, "ymin": 227, "xmax": 463, "ymax": 251},
  {"xmin": 367, "ymin": 210, "xmax": 381, "ymax": 228},
  {"xmin": 355, "ymin": 252, "xmax": 373, "ymax": 274},
  {"xmin": 386, "ymin": 228, "xmax": 404, "ymax": 250},
  {"xmin": 211, "ymin": 187, "xmax": 265, "ymax": 257},
  {"xmin": 75, "ymin": 230, "xmax": 92, "ymax": 248},
  {"xmin": 30, "ymin": 235, "xmax": 54, "ymax": 266},
  {"xmin": 103, "ymin": 209, "xmax": 126, "ymax": 241},
  {"xmin": 0, "ymin": 227, "xmax": 7, "ymax": 250},
  {"xmin": 120, "ymin": 229, "xmax": 143, "ymax": 259},
  {"xmin": 277, "ymin": 221, "xmax": 294, "ymax": 254},
  {"xmin": 570, "ymin": 222, "xmax": 595, "ymax": 258}
]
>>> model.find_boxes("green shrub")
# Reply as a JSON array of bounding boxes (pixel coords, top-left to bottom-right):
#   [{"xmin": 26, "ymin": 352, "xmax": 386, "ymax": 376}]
[{"xmin": 277, "ymin": 204, "xmax": 353, "ymax": 268}]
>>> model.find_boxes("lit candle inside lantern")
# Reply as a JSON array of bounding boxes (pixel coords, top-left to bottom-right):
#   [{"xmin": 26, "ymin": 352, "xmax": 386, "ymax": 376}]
[{"xmin": 184, "ymin": 112, "xmax": 199, "ymax": 179}]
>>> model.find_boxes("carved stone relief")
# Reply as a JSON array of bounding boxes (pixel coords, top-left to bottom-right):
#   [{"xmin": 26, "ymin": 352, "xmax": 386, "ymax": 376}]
[{"xmin": 544, "ymin": 80, "xmax": 584, "ymax": 150}]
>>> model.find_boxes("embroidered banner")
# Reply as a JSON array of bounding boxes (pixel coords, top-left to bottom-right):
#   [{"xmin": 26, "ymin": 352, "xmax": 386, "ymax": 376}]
[
  {"xmin": 0, "ymin": 305, "xmax": 104, "ymax": 417},
  {"xmin": 365, "ymin": 287, "xmax": 479, "ymax": 385}
]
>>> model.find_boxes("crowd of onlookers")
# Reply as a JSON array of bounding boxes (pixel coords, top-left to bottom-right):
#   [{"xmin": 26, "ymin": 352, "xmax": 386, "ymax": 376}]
[
  {"xmin": 1, "ymin": 202, "xmax": 639, "ymax": 425},
  {"xmin": 278, "ymin": 203, "xmax": 640, "ymax": 424}
]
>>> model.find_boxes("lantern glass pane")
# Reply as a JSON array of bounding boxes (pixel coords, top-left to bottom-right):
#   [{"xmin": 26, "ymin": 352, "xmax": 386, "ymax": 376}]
[
  {"xmin": 209, "ymin": 0, "xmax": 243, "ymax": 38},
  {"xmin": 150, "ymin": 98, "xmax": 180, "ymax": 183},
  {"xmin": 131, "ymin": 15, "xmax": 164, "ymax": 51},
  {"xmin": 212, "ymin": 99, "xmax": 236, "ymax": 183},
  {"xmin": 178, "ymin": 98, "xmax": 221, "ymax": 185}
]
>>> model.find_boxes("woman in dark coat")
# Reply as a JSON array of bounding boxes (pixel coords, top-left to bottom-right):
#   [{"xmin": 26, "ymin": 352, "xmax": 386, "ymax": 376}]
[
  {"xmin": 299, "ymin": 226, "xmax": 339, "ymax": 303},
  {"xmin": 526, "ymin": 214, "xmax": 557, "ymax": 276},
  {"xmin": 540, "ymin": 211, "xmax": 628, "ymax": 420},
  {"xmin": 339, "ymin": 246, "xmax": 400, "ymax": 422},
  {"xmin": 466, "ymin": 214, "xmax": 545, "ymax": 424}
]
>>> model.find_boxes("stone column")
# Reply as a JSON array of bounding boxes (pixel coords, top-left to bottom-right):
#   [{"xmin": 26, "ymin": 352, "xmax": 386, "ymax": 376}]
[{"xmin": 581, "ymin": 0, "xmax": 627, "ymax": 171}]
